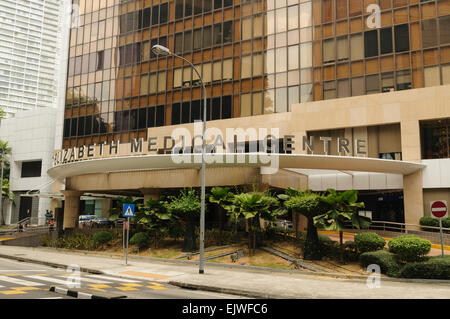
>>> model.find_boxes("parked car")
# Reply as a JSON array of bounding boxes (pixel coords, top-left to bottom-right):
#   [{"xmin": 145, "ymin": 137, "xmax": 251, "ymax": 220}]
[
  {"xmin": 78, "ymin": 215, "xmax": 96, "ymax": 228},
  {"xmin": 274, "ymin": 219, "xmax": 294, "ymax": 230},
  {"xmin": 92, "ymin": 218, "xmax": 114, "ymax": 228}
]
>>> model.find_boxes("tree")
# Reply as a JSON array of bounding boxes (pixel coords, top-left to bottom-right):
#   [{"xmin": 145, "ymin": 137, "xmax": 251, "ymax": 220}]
[
  {"xmin": 229, "ymin": 192, "xmax": 281, "ymax": 254},
  {"xmin": 109, "ymin": 196, "xmax": 141, "ymax": 221},
  {"xmin": 0, "ymin": 140, "xmax": 12, "ymax": 225},
  {"xmin": 284, "ymin": 190, "xmax": 327, "ymax": 260},
  {"xmin": 277, "ymin": 187, "xmax": 303, "ymax": 240},
  {"xmin": 165, "ymin": 189, "xmax": 201, "ymax": 252},
  {"xmin": 314, "ymin": 189, "xmax": 371, "ymax": 262},
  {"xmin": 135, "ymin": 197, "xmax": 175, "ymax": 248},
  {"xmin": 208, "ymin": 187, "xmax": 234, "ymax": 245}
]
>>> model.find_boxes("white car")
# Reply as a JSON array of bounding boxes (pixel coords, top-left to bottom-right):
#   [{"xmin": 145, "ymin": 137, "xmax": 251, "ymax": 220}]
[{"xmin": 78, "ymin": 215, "xmax": 96, "ymax": 227}]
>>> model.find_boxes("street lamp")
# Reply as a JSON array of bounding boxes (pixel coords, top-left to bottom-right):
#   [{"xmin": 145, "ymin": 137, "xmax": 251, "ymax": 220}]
[{"xmin": 151, "ymin": 44, "xmax": 207, "ymax": 274}]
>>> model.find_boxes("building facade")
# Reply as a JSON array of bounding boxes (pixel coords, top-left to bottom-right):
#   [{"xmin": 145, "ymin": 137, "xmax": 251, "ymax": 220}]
[
  {"xmin": 0, "ymin": 0, "xmax": 69, "ymax": 118},
  {"xmin": 53, "ymin": 0, "xmax": 450, "ymax": 229}
]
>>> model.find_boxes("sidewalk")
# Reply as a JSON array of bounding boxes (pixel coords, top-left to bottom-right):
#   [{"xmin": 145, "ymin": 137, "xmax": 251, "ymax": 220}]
[{"xmin": 0, "ymin": 245, "xmax": 449, "ymax": 299}]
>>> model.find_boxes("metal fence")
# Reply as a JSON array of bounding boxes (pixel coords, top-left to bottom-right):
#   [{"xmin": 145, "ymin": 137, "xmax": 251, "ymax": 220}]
[{"xmin": 343, "ymin": 220, "xmax": 450, "ymax": 246}]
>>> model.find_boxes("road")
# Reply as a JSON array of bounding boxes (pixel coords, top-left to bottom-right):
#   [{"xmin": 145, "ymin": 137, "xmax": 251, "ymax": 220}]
[{"xmin": 0, "ymin": 258, "xmax": 246, "ymax": 299}]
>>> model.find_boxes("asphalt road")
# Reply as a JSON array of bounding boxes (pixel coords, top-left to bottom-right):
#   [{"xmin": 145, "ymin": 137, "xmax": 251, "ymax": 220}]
[{"xmin": 0, "ymin": 257, "xmax": 246, "ymax": 299}]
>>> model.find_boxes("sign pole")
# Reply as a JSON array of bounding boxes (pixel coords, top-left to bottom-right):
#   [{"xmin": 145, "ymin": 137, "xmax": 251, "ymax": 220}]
[
  {"xmin": 122, "ymin": 219, "xmax": 125, "ymax": 262},
  {"xmin": 126, "ymin": 217, "xmax": 130, "ymax": 265},
  {"xmin": 439, "ymin": 218, "xmax": 444, "ymax": 257}
]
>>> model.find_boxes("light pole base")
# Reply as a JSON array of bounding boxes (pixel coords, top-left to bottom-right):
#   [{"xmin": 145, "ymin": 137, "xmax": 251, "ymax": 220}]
[{"xmin": 199, "ymin": 269, "xmax": 204, "ymax": 274}]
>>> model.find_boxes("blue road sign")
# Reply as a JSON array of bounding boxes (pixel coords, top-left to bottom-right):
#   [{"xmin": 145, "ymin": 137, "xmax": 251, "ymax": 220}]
[{"xmin": 123, "ymin": 204, "xmax": 135, "ymax": 217}]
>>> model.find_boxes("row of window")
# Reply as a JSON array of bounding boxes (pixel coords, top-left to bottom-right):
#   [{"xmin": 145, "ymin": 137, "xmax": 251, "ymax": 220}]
[
  {"xmin": 175, "ymin": 0, "xmax": 233, "ymax": 20},
  {"xmin": 174, "ymin": 21, "xmax": 233, "ymax": 54},
  {"xmin": 63, "ymin": 95, "xmax": 233, "ymax": 137},
  {"xmin": 63, "ymin": 105, "xmax": 165, "ymax": 137},
  {"xmin": 171, "ymin": 95, "xmax": 232, "ymax": 125},
  {"xmin": 119, "ymin": 3, "xmax": 169, "ymax": 34}
]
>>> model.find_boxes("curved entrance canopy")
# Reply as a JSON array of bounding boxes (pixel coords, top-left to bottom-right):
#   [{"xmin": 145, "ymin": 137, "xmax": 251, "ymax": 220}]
[{"xmin": 47, "ymin": 153, "xmax": 425, "ymax": 180}]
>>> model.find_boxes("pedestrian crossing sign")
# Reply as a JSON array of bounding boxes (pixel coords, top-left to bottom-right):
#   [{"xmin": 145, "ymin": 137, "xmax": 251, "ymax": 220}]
[{"xmin": 123, "ymin": 204, "xmax": 135, "ymax": 217}]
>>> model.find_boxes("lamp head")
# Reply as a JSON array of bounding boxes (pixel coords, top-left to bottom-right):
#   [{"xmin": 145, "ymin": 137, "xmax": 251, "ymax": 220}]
[{"xmin": 151, "ymin": 44, "xmax": 171, "ymax": 56}]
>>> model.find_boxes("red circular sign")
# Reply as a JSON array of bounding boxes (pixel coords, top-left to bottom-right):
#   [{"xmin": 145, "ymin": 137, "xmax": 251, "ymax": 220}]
[{"xmin": 431, "ymin": 201, "xmax": 448, "ymax": 218}]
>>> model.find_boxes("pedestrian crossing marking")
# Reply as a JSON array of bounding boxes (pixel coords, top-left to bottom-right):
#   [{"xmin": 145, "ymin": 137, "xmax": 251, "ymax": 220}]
[
  {"xmin": 25, "ymin": 275, "xmax": 69, "ymax": 285},
  {"xmin": 59, "ymin": 275, "xmax": 112, "ymax": 284},
  {"xmin": 146, "ymin": 282, "xmax": 167, "ymax": 290},
  {"xmin": 0, "ymin": 287, "xmax": 42, "ymax": 295},
  {"xmin": 115, "ymin": 283, "xmax": 143, "ymax": 291},
  {"xmin": 0, "ymin": 275, "xmax": 45, "ymax": 286},
  {"xmin": 88, "ymin": 284, "xmax": 112, "ymax": 292},
  {"xmin": 88, "ymin": 274, "xmax": 142, "ymax": 283}
]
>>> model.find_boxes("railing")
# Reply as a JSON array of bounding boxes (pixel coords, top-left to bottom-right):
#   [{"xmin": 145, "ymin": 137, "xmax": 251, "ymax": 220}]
[{"xmin": 342, "ymin": 220, "xmax": 450, "ymax": 246}]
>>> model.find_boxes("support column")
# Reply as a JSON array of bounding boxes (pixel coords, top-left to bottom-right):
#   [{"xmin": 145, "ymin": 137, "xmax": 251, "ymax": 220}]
[
  {"xmin": 61, "ymin": 191, "xmax": 83, "ymax": 230},
  {"xmin": 400, "ymin": 120, "xmax": 424, "ymax": 229},
  {"xmin": 141, "ymin": 188, "xmax": 163, "ymax": 202},
  {"xmin": 101, "ymin": 198, "xmax": 112, "ymax": 218}
]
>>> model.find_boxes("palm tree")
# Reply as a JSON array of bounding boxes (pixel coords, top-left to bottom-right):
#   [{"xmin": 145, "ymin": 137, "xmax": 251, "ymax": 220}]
[
  {"xmin": 135, "ymin": 197, "xmax": 175, "ymax": 248},
  {"xmin": 165, "ymin": 189, "xmax": 201, "ymax": 252},
  {"xmin": 230, "ymin": 192, "xmax": 281, "ymax": 254},
  {"xmin": 314, "ymin": 189, "xmax": 371, "ymax": 262},
  {"xmin": 284, "ymin": 190, "xmax": 327, "ymax": 260},
  {"xmin": 208, "ymin": 186, "xmax": 234, "ymax": 245}
]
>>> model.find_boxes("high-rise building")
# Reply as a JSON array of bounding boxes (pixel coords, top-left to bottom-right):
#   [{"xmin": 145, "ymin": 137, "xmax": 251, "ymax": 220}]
[
  {"xmin": 49, "ymin": 0, "xmax": 450, "ymax": 230},
  {"xmin": 0, "ymin": 0, "xmax": 69, "ymax": 117}
]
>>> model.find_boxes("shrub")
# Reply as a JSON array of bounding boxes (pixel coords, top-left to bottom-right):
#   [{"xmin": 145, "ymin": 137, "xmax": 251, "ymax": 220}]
[
  {"xmin": 318, "ymin": 233, "xmax": 333, "ymax": 243},
  {"xmin": 419, "ymin": 216, "xmax": 450, "ymax": 232},
  {"xmin": 360, "ymin": 250, "xmax": 400, "ymax": 277},
  {"xmin": 398, "ymin": 255, "xmax": 450, "ymax": 279},
  {"xmin": 388, "ymin": 235, "xmax": 431, "ymax": 262},
  {"xmin": 93, "ymin": 231, "xmax": 113, "ymax": 244},
  {"xmin": 342, "ymin": 241, "xmax": 359, "ymax": 262},
  {"xmin": 129, "ymin": 232, "xmax": 150, "ymax": 248},
  {"xmin": 354, "ymin": 232, "xmax": 386, "ymax": 253}
]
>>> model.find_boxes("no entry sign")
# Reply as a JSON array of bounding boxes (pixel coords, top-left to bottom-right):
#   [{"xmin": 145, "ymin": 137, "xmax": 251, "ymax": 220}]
[{"xmin": 430, "ymin": 200, "xmax": 448, "ymax": 219}]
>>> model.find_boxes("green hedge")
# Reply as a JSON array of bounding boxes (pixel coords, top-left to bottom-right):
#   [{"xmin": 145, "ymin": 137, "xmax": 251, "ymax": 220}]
[
  {"xmin": 398, "ymin": 256, "xmax": 450, "ymax": 279},
  {"xmin": 388, "ymin": 235, "xmax": 431, "ymax": 262},
  {"xmin": 130, "ymin": 232, "xmax": 150, "ymax": 248},
  {"xmin": 354, "ymin": 232, "xmax": 386, "ymax": 253},
  {"xmin": 93, "ymin": 231, "xmax": 113, "ymax": 244},
  {"xmin": 359, "ymin": 250, "xmax": 400, "ymax": 277},
  {"xmin": 420, "ymin": 216, "xmax": 450, "ymax": 230}
]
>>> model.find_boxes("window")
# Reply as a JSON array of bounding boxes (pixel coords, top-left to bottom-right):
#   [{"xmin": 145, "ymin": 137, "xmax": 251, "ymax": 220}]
[
  {"xmin": 396, "ymin": 70, "xmax": 411, "ymax": 90},
  {"xmin": 213, "ymin": 23, "xmax": 222, "ymax": 45},
  {"xmin": 421, "ymin": 119, "xmax": 450, "ymax": 159},
  {"xmin": 184, "ymin": 31, "xmax": 192, "ymax": 52},
  {"xmin": 242, "ymin": 18, "xmax": 252, "ymax": 41},
  {"xmin": 424, "ymin": 66, "xmax": 440, "ymax": 87},
  {"xmin": 323, "ymin": 81, "xmax": 336, "ymax": 100},
  {"xmin": 364, "ymin": 30, "xmax": 378, "ymax": 57},
  {"xmin": 203, "ymin": 26, "xmax": 212, "ymax": 47},
  {"xmin": 381, "ymin": 72, "xmax": 395, "ymax": 92},
  {"xmin": 175, "ymin": 0, "xmax": 184, "ymax": 19},
  {"xmin": 288, "ymin": 45, "xmax": 299, "ymax": 70},
  {"xmin": 440, "ymin": 16, "xmax": 450, "ymax": 45},
  {"xmin": 175, "ymin": 33, "xmax": 183, "ymax": 53},
  {"xmin": 337, "ymin": 79, "xmax": 350, "ymax": 97},
  {"xmin": 422, "ymin": 19, "xmax": 437, "ymax": 48},
  {"xmin": 21, "ymin": 161, "xmax": 42, "ymax": 178},
  {"xmin": 288, "ymin": 5, "xmax": 299, "ymax": 30},
  {"xmin": 350, "ymin": 34, "xmax": 364, "ymax": 60},
  {"xmin": 337, "ymin": 37, "xmax": 348, "ymax": 61},
  {"xmin": 366, "ymin": 75, "xmax": 379, "ymax": 94},
  {"xmin": 352, "ymin": 77, "xmax": 364, "ymax": 96},
  {"xmin": 323, "ymin": 39, "xmax": 336, "ymax": 63},
  {"xmin": 194, "ymin": 29, "xmax": 202, "ymax": 50},
  {"xmin": 443, "ymin": 64, "xmax": 450, "ymax": 85},
  {"xmin": 394, "ymin": 24, "xmax": 409, "ymax": 52},
  {"xmin": 223, "ymin": 21, "xmax": 233, "ymax": 43},
  {"xmin": 380, "ymin": 28, "xmax": 393, "ymax": 54}
]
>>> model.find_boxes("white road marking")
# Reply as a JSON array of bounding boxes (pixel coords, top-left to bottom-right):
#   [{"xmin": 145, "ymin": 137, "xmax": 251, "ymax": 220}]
[
  {"xmin": 87, "ymin": 274, "xmax": 142, "ymax": 283},
  {"xmin": 25, "ymin": 275, "xmax": 69, "ymax": 285},
  {"xmin": 58, "ymin": 275, "xmax": 112, "ymax": 284},
  {"xmin": 0, "ymin": 275, "xmax": 45, "ymax": 286}
]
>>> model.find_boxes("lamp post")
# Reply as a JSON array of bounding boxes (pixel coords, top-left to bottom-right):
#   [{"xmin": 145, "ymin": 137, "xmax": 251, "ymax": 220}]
[{"xmin": 151, "ymin": 45, "xmax": 207, "ymax": 274}]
